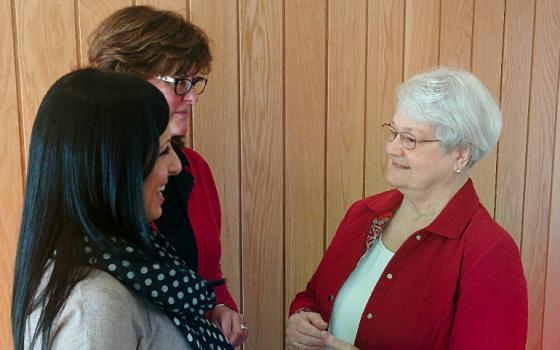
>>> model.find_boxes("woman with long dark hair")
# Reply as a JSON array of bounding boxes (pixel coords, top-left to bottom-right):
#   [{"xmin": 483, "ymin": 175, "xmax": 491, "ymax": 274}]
[{"xmin": 12, "ymin": 69, "xmax": 233, "ymax": 349}]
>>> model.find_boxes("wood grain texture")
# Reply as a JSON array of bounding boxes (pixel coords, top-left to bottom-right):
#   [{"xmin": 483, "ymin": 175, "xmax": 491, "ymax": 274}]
[
  {"xmin": 0, "ymin": 1, "xmax": 24, "ymax": 348},
  {"xmin": 439, "ymin": 0, "xmax": 473, "ymax": 69},
  {"xmin": 365, "ymin": 0, "xmax": 404, "ymax": 196},
  {"xmin": 238, "ymin": 0, "xmax": 284, "ymax": 348},
  {"xmin": 284, "ymin": 0, "xmax": 326, "ymax": 312},
  {"xmin": 470, "ymin": 0, "xmax": 505, "ymax": 216},
  {"xmin": 15, "ymin": 0, "xmax": 77, "ymax": 163},
  {"xmin": 77, "ymin": 0, "xmax": 131, "ymax": 67},
  {"xmin": 495, "ymin": 0, "xmax": 535, "ymax": 246},
  {"xmin": 189, "ymin": 0, "xmax": 242, "ymax": 309},
  {"xmin": 543, "ymin": 59, "xmax": 560, "ymax": 350},
  {"xmin": 136, "ymin": 0, "xmax": 187, "ymax": 13},
  {"xmin": 403, "ymin": 0, "xmax": 440, "ymax": 79},
  {"xmin": 2, "ymin": 1, "xmax": 560, "ymax": 348},
  {"xmin": 522, "ymin": 0, "xmax": 560, "ymax": 348},
  {"xmin": 326, "ymin": 0, "xmax": 367, "ymax": 243}
]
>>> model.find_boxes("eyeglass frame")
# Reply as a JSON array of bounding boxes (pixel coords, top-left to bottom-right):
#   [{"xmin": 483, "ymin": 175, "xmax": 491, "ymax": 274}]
[
  {"xmin": 381, "ymin": 123, "xmax": 440, "ymax": 150},
  {"xmin": 155, "ymin": 75, "xmax": 208, "ymax": 96}
]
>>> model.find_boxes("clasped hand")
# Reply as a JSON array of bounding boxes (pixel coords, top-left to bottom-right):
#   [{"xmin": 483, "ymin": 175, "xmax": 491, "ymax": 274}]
[{"xmin": 286, "ymin": 311, "xmax": 358, "ymax": 350}]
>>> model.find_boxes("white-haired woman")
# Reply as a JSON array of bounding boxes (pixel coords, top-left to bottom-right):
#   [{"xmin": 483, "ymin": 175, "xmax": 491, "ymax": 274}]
[{"xmin": 286, "ymin": 68, "xmax": 528, "ymax": 350}]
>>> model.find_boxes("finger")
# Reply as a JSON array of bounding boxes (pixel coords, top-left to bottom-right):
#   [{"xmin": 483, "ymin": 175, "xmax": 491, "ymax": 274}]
[
  {"xmin": 321, "ymin": 331, "xmax": 357, "ymax": 350},
  {"xmin": 306, "ymin": 313, "xmax": 328, "ymax": 330},
  {"xmin": 228, "ymin": 315, "xmax": 245, "ymax": 347},
  {"xmin": 219, "ymin": 313, "xmax": 233, "ymax": 340}
]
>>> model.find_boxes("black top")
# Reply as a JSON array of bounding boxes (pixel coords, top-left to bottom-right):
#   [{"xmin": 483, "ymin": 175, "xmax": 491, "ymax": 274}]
[{"xmin": 154, "ymin": 144, "xmax": 198, "ymax": 271}]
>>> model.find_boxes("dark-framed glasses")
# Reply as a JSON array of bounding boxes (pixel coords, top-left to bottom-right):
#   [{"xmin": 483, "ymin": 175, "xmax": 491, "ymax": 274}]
[
  {"xmin": 155, "ymin": 76, "xmax": 208, "ymax": 96},
  {"xmin": 381, "ymin": 123, "xmax": 440, "ymax": 150}
]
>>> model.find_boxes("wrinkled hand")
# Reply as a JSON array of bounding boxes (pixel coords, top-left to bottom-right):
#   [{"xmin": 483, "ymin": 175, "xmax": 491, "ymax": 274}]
[
  {"xmin": 285, "ymin": 311, "xmax": 328, "ymax": 349},
  {"xmin": 321, "ymin": 331, "xmax": 359, "ymax": 350},
  {"xmin": 211, "ymin": 305, "xmax": 248, "ymax": 347}
]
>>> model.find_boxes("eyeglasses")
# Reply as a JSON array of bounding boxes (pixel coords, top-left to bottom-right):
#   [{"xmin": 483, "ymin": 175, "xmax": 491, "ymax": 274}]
[
  {"xmin": 155, "ymin": 76, "xmax": 208, "ymax": 96},
  {"xmin": 382, "ymin": 123, "xmax": 440, "ymax": 150}
]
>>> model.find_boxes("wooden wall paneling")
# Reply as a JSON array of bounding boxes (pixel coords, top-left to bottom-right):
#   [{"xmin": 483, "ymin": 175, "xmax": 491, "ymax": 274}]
[
  {"xmin": 15, "ymin": 0, "xmax": 77, "ymax": 163},
  {"xmin": 439, "ymin": 0, "xmax": 473, "ymax": 69},
  {"xmin": 403, "ymin": 0, "xmax": 440, "ymax": 79},
  {"xmin": 470, "ymin": 0, "xmax": 505, "ymax": 216},
  {"xmin": 190, "ymin": 0, "xmax": 242, "ymax": 309},
  {"xmin": 77, "ymin": 0, "xmax": 131, "ymax": 67},
  {"xmin": 522, "ymin": 0, "xmax": 560, "ymax": 348},
  {"xmin": 494, "ymin": 0, "xmax": 535, "ymax": 246},
  {"xmin": 284, "ymin": 0, "xmax": 326, "ymax": 310},
  {"xmin": 0, "ymin": 1, "xmax": 24, "ymax": 348},
  {"xmin": 364, "ymin": 0, "xmax": 404, "ymax": 196},
  {"xmin": 136, "ymin": 0, "xmax": 187, "ymax": 14},
  {"xmin": 543, "ymin": 62, "xmax": 560, "ymax": 350},
  {"xmin": 239, "ymin": 1, "xmax": 284, "ymax": 348},
  {"xmin": 325, "ymin": 0, "xmax": 367, "ymax": 243}
]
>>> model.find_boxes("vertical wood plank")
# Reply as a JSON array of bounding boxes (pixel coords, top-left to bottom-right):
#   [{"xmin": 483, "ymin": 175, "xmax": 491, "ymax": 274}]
[
  {"xmin": 495, "ymin": 0, "xmax": 535, "ymax": 246},
  {"xmin": 470, "ymin": 0, "xmax": 505, "ymax": 216},
  {"xmin": 365, "ymin": 0, "xmax": 405, "ymax": 196},
  {"xmin": 403, "ymin": 0, "xmax": 440, "ymax": 79},
  {"xmin": 439, "ymin": 0, "xmax": 473, "ymax": 69},
  {"xmin": 522, "ymin": 0, "xmax": 560, "ymax": 348},
  {"xmin": 15, "ymin": 0, "xmax": 77, "ymax": 163},
  {"xmin": 239, "ymin": 0, "xmax": 283, "ymax": 348},
  {"xmin": 326, "ymin": 0, "xmax": 367, "ymax": 243},
  {"xmin": 0, "ymin": 1, "xmax": 24, "ymax": 348},
  {"xmin": 190, "ymin": 0, "xmax": 241, "ymax": 309},
  {"xmin": 543, "ymin": 60, "xmax": 560, "ymax": 350},
  {"xmin": 284, "ymin": 0, "xmax": 326, "ymax": 312},
  {"xmin": 136, "ymin": 0, "xmax": 186, "ymax": 13},
  {"xmin": 77, "ymin": 0, "xmax": 131, "ymax": 67}
]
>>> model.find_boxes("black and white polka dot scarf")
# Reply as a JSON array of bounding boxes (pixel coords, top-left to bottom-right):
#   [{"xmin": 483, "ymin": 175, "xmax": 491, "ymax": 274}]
[{"xmin": 82, "ymin": 232, "xmax": 233, "ymax": 350}]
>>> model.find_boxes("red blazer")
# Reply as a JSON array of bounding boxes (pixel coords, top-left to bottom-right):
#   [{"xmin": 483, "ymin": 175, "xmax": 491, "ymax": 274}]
[
  {"xmin": 290, "ymin": 180, "xmax": 527, "ymax": 349},
  {"xmin": 181, "ymin": 148, "xmax": 238, "ymax": 311}
]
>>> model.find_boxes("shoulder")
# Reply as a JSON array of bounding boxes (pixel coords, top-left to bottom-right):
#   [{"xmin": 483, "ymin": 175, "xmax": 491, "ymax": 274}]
[
  {"xmin": 465, "ymin": 206, "xmax": 520, "ymax": 251},
  {"xmin": 182, "ymin": 147, "xmax": 211, "ymax": 169},
  {"xmin": 461, "ymin": 206, "xmax": 524, "ymax": 276},
  {"xmin": 49, "ymin": 270, "xmax": 147, "ymax": 348}
]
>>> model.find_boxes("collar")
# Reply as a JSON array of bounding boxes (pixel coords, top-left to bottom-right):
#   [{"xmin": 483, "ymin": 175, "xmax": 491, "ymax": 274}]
[{"xmin": 365, "ymin": 179, "xmax": 480, "ymax": 239}]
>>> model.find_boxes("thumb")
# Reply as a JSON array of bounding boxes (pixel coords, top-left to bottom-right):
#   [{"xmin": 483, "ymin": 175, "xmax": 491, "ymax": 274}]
[
  {"xmin": 321, "ymin": 331, "xmax": 358, "ymax": 350},
  {"xmin": 306, "ymin": 312, "xmax": 328, "ymax": 330}
]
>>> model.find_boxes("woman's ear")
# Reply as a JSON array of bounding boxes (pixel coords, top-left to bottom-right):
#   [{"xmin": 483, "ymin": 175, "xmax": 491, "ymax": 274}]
[{"xmin": 456, "ymin": 144, "xmax": 472, "ymax": 169}]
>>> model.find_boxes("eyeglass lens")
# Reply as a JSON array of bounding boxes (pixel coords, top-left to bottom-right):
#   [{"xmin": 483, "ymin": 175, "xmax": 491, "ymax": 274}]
[
  {"xmin": 176, "ymin": 78, "xmax": 207, "ymax": 95},
  {"xmin": 382, "ymin": 124, "xmax": 416, "ymax": 150}
]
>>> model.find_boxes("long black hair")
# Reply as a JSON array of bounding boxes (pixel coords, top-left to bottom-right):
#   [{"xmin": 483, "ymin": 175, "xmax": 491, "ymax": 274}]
[{"xmin": 11, "ymin": 68, "xmax": 169, "ymax": 349}]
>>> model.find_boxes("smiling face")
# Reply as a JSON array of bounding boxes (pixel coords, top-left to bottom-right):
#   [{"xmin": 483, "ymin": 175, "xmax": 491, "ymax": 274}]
[
  {"xmin": 142, "ymin": 125, "xmax": 182, "ymax": 221},
  {"xmin": 384, "ymin": 112, "xmax": 464, "ymax": 198},
  {"xmin": 148, "ymin": 76, "xmax": 200, "ymax": 137}
]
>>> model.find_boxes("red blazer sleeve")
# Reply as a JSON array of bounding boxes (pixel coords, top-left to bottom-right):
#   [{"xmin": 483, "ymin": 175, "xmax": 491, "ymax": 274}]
[
  {"xmin": 288, "ymin": 201, "xmax": 361, "ymax": 316},
  {"xmin": 449, "ymin": 228, "xmax": 528, "ymax": 349},
  {"xmin": 184, "ymin": 148, "xmax": 238, "ymax": 312}
]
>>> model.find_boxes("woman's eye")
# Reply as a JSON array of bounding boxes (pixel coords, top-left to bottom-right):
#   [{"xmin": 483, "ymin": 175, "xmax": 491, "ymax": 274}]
[
  {"xmin": 160, "ymin": 146, "xmax": 170, "ymax": 155},
  {"xmin": 402, "ymin": 135, "xmax": 415, "ymax": 144}
]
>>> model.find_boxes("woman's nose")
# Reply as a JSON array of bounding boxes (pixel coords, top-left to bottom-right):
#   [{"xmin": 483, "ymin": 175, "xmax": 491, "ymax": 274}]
[
  {"xmin": 385, "ymin": 135, "xmax": 404, "ymax": 156},
  {"xmin": 169, "ymin": 147, "xmax": 182, "ymax": 175},
  {"xmin": 183, "ymin": 89, "xmax": 199, "ymax": 104}
]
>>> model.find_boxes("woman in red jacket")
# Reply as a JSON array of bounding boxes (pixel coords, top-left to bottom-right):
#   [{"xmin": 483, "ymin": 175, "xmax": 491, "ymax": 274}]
[
  {"xmin": 286, "ymin": 68, "xmax": 528, "ymax": 350},
  {"xmin": 88, "ymin": 6, "xmax": 247, "ymax": 347}
]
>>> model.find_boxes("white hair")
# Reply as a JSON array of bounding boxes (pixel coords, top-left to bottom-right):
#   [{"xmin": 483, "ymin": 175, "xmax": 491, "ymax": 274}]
[{"xmin": 396, "ymin": 67, "xmax": 502, "ymax": 167}]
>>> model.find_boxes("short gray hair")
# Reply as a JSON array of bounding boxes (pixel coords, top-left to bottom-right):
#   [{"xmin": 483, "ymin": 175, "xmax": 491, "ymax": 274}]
[{"xmin": 396, "ymin": 67, "xmax": 502, "ymax": 167}]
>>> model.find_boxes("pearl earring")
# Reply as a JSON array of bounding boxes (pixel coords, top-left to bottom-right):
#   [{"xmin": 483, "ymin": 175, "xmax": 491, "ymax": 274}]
[{"xmin": 455, "ymin": 168, "xmax": 462, "ymax": 174}]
